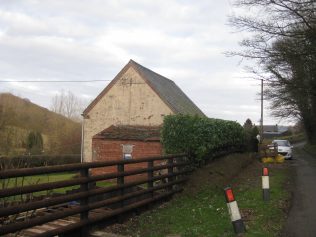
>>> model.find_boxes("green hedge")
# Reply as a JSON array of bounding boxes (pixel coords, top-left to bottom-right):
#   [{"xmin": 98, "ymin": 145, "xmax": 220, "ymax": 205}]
[
  {"xmin": 161, "ymin": 115, "xmax": 245, "ymax": 162},
  {"xmin": 0, "ymin": 155, "xmax": 81, "ymax": 170}
]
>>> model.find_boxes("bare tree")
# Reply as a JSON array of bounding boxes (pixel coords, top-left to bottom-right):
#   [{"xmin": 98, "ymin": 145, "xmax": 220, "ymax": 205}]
[
  {"xmin": 50, "ymin": 90, "xmax": 86, "ymax": 122},
  {"xmin": 229, "ymin": 0, "xmax": 316, "ymax": 143},
  {"xmin": 51, "ymin": 92, "xmax": 65, "ymax": 116}
]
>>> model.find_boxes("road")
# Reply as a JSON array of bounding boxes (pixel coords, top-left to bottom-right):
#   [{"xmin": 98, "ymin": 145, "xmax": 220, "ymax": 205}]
[{"xmin": 283, "ymin": 143, "xmax": 316, "ymax": 237}]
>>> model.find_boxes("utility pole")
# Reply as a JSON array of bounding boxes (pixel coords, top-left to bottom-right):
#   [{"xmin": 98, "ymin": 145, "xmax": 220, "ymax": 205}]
[{"xmin": 260, "ymin": 79, "xmax": 263, "ymax": 143}]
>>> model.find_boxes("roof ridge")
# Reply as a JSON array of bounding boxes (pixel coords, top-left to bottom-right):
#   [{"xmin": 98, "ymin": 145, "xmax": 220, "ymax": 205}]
[{"xmin": 83, "ymin": 60, "xmax": 205, "ymax": 117}]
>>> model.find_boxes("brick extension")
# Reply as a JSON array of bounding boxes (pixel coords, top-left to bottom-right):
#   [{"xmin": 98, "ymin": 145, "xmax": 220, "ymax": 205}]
[{"xmin": 92, "ymin": 125, "xmax": 163, "ymax": 181}]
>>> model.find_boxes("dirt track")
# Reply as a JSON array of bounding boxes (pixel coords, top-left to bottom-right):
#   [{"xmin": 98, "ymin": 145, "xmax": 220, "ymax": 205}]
[{"xmin": 282, "ymin": 144, "xmax": 316, "ymax": 237}]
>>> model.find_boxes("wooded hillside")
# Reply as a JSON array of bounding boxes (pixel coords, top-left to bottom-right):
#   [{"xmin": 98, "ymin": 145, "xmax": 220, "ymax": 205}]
[{"xmin": 0, "ymin": 93, "xmax": 81, "ymax": 156}]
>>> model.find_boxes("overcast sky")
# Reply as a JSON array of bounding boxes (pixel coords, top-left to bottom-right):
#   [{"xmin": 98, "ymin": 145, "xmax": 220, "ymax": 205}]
[{"xmin": 0, "ymin": 0, "xmax": 288, "ymax": 125}]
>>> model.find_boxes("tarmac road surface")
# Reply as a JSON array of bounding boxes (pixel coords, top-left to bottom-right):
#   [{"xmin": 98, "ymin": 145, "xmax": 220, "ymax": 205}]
[{"xmin": 283, "ymin": 143, "xmax": 316, "ymax": 237}]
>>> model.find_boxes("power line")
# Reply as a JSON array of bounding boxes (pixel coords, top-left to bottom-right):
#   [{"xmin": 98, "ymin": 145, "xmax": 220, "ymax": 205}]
[{"xmin": 0, "ymin": 80, "xmax": 112, "ymax": 83}]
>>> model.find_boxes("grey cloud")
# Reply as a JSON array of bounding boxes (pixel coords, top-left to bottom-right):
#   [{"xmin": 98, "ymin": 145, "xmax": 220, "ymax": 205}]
[{"xmin": 0, "ymin": 0, "xmax": 281, "ymax": 124}]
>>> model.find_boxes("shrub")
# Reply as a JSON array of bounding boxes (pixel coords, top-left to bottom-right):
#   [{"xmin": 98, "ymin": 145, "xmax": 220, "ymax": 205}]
[{"xmin": 161, "ymin": 115, "xmax": 245, "ymax": 162}]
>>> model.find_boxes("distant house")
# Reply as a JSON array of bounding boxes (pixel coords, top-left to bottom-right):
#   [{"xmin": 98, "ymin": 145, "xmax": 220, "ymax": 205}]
[
  {"xmin": 82, "ymin": 60, "xmax": 204, "ymax": 162},
  {"xmin": 263, "ymin": 125, "xmax": 289, "ymax": 138}
]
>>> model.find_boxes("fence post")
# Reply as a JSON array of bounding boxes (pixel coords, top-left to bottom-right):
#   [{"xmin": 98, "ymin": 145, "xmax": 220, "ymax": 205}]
[
  {"xmin": 80, "ymin": 167, "xmax": 89, "ymax": 236},
  {"xmin": 167, "ymin": 158, "xmax": 174, "ymax": 191},
  {"xmin": 262, "ymin": 167, "xmax": 270, "ymax": 201},
  {"xmin": 148, "ymin": 161, "xmax": 154, "ymax": 198},
  {"xmin": 274, "ymin": 143, "xmax": 278, "ymax": 157},
  {"xmin": 117, "ymin": 163, "xmax": 125, "ymax": 223},
  {"xmin": 117, "ymin": 163, "xmax": 125, "ymax": 205}
]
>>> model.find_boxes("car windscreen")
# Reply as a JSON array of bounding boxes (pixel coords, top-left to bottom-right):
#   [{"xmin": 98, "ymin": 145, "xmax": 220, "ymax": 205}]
[{"xmin": 274, "ymin": 140, "xmax": 290, "ymax": 147}]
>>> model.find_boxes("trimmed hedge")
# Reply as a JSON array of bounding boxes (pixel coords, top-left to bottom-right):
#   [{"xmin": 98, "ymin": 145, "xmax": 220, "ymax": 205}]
[
  {"xmin": 161, "ymin": 115, "xmax": 245, "ymax": 162},
  {"xmin": 0, "ymin": 155, "xmax": 81, "ymax": 170}
]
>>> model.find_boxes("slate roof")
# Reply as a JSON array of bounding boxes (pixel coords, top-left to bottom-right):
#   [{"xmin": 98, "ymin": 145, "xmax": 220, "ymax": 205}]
[
  {"xmin": 93, "ymin": 125, "xmax": 161, "ymax": 141},
  {"xmin": 131, "ymin": 60, "xmax": 205, "ymax": 116},
  {"xmin": 83, "ymin": 59, "xmax": 205, "ymax": 116}
]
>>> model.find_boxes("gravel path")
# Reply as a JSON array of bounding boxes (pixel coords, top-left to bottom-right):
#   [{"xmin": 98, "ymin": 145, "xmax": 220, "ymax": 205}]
[{"xmin": 283, "ymin": 144, "xmax": 316, "ymax": 237}]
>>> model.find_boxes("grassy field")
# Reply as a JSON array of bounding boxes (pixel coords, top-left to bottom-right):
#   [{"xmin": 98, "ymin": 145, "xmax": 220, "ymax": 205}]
[
  {"xmin": 108, "ymin": 155, "xmax": 292, "ymax": 237},
  {"xmin": 0, "ymin": 172, "xmax": 113, "ymax": 202},
  {"xmin": 1, "ymin": 172, "xmax": 76, "ymax": 188}
]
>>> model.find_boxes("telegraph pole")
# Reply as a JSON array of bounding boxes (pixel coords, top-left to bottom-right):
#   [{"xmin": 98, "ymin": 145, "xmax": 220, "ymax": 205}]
[{"xmin": 260, "ymin": 79, "xmax": 263, "ymax": 143}]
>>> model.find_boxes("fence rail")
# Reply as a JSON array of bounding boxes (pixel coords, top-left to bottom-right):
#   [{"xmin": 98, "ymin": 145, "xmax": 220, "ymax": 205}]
[
  {"xmin": 258, "ymin": 144, "xmax": 278, "ymax": 158},
  {"xmin": 0, "ymin": 154, "xmax": 190, "ymax": 236}
]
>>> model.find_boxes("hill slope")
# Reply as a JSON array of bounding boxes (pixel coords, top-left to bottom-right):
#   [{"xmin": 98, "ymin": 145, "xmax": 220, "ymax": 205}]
[{"xmin": 0, "ymin": 93, "xmax": 81, "ymax": 156}]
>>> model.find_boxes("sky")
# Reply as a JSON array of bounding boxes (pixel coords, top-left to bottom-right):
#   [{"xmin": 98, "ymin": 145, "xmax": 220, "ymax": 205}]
[{"xmin": 0, "ymin": 0, "xmax": 288, "ymax": 126}]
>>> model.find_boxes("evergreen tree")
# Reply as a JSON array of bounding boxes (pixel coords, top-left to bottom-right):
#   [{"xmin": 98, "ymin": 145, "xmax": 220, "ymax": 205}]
[
  {"xmin": 243, "ymin": 119, "xmax": 259, "ymax": 152},
  {"xmin": 27, "ymin": 131, "xmax": 43, "ymax": 155},
  {"xmin": 243, "ymin": 118, "xmax": 253, "ymax": 130},
  {"xmin": 243, "ymin": 118, "xmax": 253, "ymax": 151}
]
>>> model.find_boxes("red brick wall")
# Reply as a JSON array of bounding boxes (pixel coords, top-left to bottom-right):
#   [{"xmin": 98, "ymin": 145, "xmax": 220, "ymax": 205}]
[{"xmin": 91, "ymin": 139, "xmax": 163, "ymax": 181}]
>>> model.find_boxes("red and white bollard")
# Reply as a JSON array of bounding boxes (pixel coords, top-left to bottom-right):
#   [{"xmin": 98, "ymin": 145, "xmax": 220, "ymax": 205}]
[
  {"xmin": 224, "ymin": 187, "xmax": 245, "ymax": 234},
  {"xmin": 262, "ymin": 167, "xmax": 270, "ymax": 201}
]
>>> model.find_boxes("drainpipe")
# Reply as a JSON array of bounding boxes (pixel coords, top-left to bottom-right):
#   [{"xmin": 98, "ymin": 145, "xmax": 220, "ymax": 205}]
[
  {"xmin": 81, "ymin": 116, "xmax": 84, "ymax": 163},
  {"xmin": 260, "ymin": 79, "xmax": 263, "ymax": 143}
]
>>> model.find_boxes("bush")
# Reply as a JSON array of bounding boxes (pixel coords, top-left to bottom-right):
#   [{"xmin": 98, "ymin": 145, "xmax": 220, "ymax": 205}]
[
  {"xmin": 161, "ymin": 115, "xmax": 245, "ymax": 163},
  {"xmin": 0, "ymin": 155, "xmax": 81, "ymax": 170}
]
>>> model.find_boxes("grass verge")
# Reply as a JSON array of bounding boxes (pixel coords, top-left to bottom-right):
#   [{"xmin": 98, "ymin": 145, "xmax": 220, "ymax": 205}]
[
  {"xmin": 303, "ymin": 143, "xmax": 316, "ymax": 157},
  {"xmin": 108, "ymin": 155, "xmax": 292, "ymax": 237}
]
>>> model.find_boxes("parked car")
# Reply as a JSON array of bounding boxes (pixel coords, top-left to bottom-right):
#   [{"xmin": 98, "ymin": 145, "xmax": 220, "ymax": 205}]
[{"xmin": 271, "ymin": 140, "xmax": 293, "ymax": 159}]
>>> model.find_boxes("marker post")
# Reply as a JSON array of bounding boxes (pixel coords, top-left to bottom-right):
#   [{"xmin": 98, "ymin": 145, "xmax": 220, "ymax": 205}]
[
  {"xmin": 262, "ymin": 167, "xmax": 270, "ymax": 201},
  {"xmin": 224, "ymin": 187, "xmax": 245, "ymax": 234}
]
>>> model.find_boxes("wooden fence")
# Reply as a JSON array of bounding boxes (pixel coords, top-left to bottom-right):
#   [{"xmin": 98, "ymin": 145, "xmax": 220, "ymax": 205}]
[
  {"xmin": 258, "ymin": 144, "xmax": 278, "ymax": 158},
  {"xmin": 0, "ymin": 154, "xmax": 190, "ymax": 236}
]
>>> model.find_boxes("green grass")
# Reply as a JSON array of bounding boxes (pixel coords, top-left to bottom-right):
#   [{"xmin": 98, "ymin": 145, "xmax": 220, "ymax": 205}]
[
  {"xmin": 0, "ymin": 172, "xmax": 113, "ymax": 202},
  {"xmin": 121, "ymin": 166, "xmax": 291, "ymax": 237},
  {"xmin": 1, "ymin": 172, "xmax": 76, "ymax": 188},
  {"xmin": 132, "ymin": 188, "xmax": 233, "ymax": 237},
  {"xmin": 0, "ymin": 173, "xmax": 77, "ymax": 202},
  {"xmin": 237, "ymin": 169, "xmax": 291, "ymax": 236},
  {"xmin": 96, "ymin": 180, "xmax": 114, "ymax": 188}
]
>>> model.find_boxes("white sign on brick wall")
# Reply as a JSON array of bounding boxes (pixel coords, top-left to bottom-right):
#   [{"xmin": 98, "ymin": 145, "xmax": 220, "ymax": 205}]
[{"xmin": 121, "ymin": 144, "xmax": 134, "ymax": 160}]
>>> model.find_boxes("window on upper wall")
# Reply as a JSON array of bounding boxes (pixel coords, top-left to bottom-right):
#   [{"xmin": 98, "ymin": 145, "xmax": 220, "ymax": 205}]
[{"xmin": 121, "ymin": 144, "xmax": 134, "ymax": 160}]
